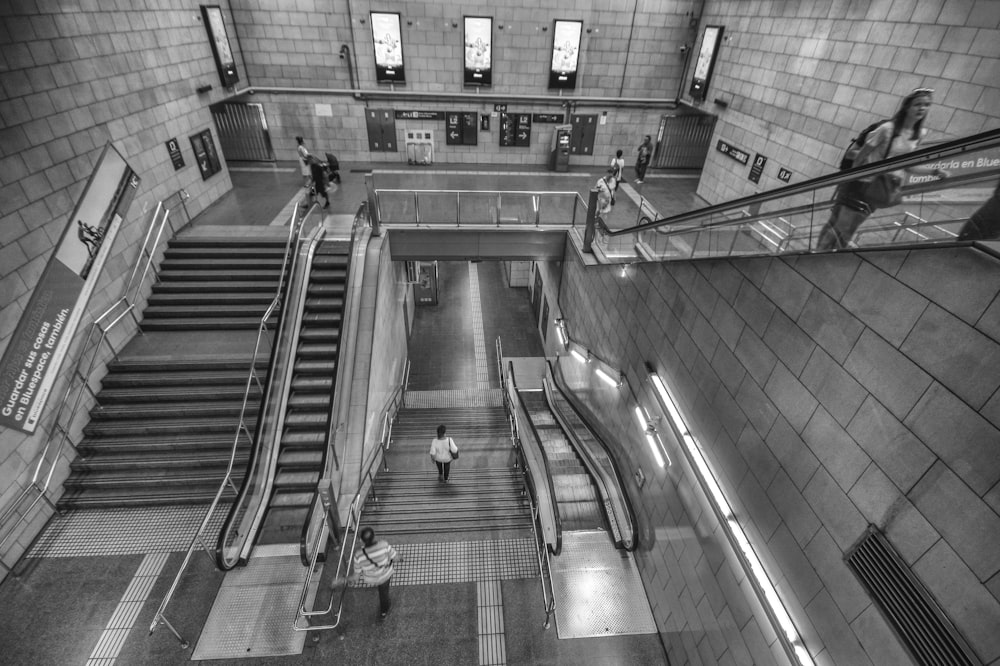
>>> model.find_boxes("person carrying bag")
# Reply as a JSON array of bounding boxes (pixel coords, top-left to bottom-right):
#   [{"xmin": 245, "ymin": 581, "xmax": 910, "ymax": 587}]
[{"xmin": 430, "ymin": 424, "xmax": 459, "ymax": 482}]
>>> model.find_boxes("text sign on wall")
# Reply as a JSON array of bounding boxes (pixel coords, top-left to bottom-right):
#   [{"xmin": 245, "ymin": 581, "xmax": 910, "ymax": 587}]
[
  {"xmin": 716, "ymin": 139, "xmax": 749, "ymax": 165},
  {"xmin": 166, "ymin": 138, "xmax": 184, "ymax": 170},
  {"xmin": 777, "ymin": 167, "xmax": 793, "ymax": 182},
  {"xmin": 749, "ymin": 153, "xmax": 767, "ymax": 183},
  {"xmin": 532, "ymin": 113, "xmax": 565, "ymax": 123},
  {"xmin": 0, "ymin": 144, "xmax": 139, "ymax": 434},
  {"xmin": 395, "ymin": 110, "xmax": 445, "ymax": 121}
]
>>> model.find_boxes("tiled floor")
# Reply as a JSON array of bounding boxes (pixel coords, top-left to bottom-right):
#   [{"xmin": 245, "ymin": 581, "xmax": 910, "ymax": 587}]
[{"xmin": 0, "ymin": 161, "xmax": 688, "ymax": 665}]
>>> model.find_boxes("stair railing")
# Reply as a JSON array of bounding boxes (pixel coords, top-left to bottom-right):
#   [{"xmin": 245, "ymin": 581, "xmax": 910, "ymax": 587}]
[
  {"xmin": 294, "ymin": 360, "xmax": 409, "ymax": 632},
  {"xmin": 149, "ymin": 202, "xmax": 310, "ymax": 648},
  {"xmin": 0, "ymin": 201, "xmax": 174, "ymax": 576}
]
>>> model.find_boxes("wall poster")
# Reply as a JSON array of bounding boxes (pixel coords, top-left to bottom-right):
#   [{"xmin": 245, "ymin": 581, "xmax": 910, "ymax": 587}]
[
  {"xmin": 200, "ymin": 5, "xmax": 239, "ymax": 87},
  {"xmin": 371, "ymin": 12, "xmax": 405, "ymax": 83},
  {"xmin": 690, "ymin": 25, "xmax": 724, "ymax": 101},
  {"xmin": 463, "ymin": 16, "xmax": 492, "ymax": 86},
  {"xmin": 549, "ymin": 19, "xmax": 582, "ymax": 89},
  {"xmin": 0, "ymin": 144, "xmax": 139, "ymax": 434}
]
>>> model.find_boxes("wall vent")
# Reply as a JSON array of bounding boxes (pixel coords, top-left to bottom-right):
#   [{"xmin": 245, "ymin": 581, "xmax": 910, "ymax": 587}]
[{"xmin": 845, "ymin": 526, "xmax": 981, "ymax": 666}]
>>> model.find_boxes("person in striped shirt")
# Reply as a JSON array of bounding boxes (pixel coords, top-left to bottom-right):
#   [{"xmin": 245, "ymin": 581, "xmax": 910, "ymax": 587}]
[{"xmin": 353, "ymin": 527, "xmax": 399, "ymax": 619}]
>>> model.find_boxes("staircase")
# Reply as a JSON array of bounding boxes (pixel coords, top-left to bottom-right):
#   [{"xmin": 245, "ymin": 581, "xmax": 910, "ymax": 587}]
[
  {"xmin": 58, "ymin": 230, "xmax": 289, "ymax": 510},
  {"xmin": 257, "ymin": 241, "xmax": 348, "ymax": 545},
  {"xmin": 144, "ymin": 236, "xmax": 287, "ymax": 330},
  {"xmin": 518, "ymin": 391, "xmax": 606, "ymax": 532},
  {"xmin": 361, "ymin": 405, "xmax": 533, "ymax": 538}
]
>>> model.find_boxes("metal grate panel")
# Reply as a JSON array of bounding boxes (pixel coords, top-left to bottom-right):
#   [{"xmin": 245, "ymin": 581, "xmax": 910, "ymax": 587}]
[{"xmin": 845, "ymin": 526, "xmax": 981, "ymax": 666}]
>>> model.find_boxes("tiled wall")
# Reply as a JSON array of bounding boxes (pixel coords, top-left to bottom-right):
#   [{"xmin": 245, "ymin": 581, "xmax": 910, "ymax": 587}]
[
  {"xmin": 231, "ymin": 0, "xmax": 696, "ymax": 166},
  {"xmin": 558, "ymin": 242, "xmax": 1000, "ymax": 665},
  {"xmin": 0, "ymin": 1, "xmax": 245, "ymax": 573},
  {"xmin": 689, "ymin": 1, "xmax": 1000, "ymax": 205}
]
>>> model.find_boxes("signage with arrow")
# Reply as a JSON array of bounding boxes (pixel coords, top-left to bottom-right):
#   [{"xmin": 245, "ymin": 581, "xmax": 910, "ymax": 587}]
[
  {"xmin": 499, "ymin": 113, "xmax": 516, "ymax": 147},
  {"xmin": 446, "ymin": 113, "xmax": 463, "ymax": 146}
]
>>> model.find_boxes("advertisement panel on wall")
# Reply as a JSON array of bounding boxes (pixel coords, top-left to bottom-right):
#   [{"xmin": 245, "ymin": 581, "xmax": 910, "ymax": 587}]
[
  {"xmin": 201, "ymin": 5, "xmax": 239, "ymax": 87},
  {"xmin": 464, "ymin": 16, "xmax": 492, "ymax": 86},
  {"xmin": 549, "ymin": 19, "xmax": 582, "ymax": 89},
  {"xmin": 371, "ymin": 12, "xmax": 405, "ymax": 83},
  {"xmin": 690, "ymin": 25, "xmax": 723, "ymax": 102},
  {"xmin": 0, "ymin": 144, "xmax": 139, "ymax": 435}
]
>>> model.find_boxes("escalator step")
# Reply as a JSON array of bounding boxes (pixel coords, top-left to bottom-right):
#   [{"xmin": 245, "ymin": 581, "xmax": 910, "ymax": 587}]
[
  {"xmin": 291, "ymin": 376, "xmax": 332, "ymax": 392},
  {"xmin": 284, "ymin": 412, "xmax": 327, "ymax": 428},
  {"xmin": 294, "ymin": 360, "xmax": 336, "ymax": 374},
  {"xmin": 270, "ymin": 492, "xmax": 314, "ymax": 508},
  {"xmin": 297, "ymin": 344, "xmax": 338, "ymax": 358},
  {"xmin": 288, "ymin": 393, "xmax": 330, "ymax": 409},
  {"xmin": 281, "ymin": 431, "xmax": 326, "ymax": 447},
  {"xmin": 277, "ymin": 450, "xmax": 324, "ymax": 467},
  {"xmin": 298, "ymin": 328, "xmax": 339, "ymax": 342}
]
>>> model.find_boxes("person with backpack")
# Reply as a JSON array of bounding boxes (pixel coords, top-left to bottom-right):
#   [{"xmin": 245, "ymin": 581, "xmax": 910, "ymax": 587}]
[{"xmin": 816, "ymin": 88, "xmax": 948, "ymax": 250}]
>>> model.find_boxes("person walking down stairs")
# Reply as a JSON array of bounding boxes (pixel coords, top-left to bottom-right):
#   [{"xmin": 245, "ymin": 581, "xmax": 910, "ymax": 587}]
[{"xmin": 429, "ymin": 424, "xmax": 459, "ymax": 482}]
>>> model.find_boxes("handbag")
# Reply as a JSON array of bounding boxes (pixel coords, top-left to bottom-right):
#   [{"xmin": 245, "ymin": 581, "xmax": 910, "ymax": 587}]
[
  {"xmin": 862, "ymin": 173, "xmax": 902, "ymax": 210},
  {"xmin": 449, "ymin": 437, "xmax": 459, "ymax": 460}
]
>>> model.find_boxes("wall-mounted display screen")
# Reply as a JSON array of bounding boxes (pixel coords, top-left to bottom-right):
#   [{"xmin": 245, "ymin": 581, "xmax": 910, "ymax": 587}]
[
  {"xmin": 549, "ymin": 19, "xmax": 582, "ymax": 89},
  {"xmin": 371, "ymin": 12, "xmax": 405, "ymax": 83},
  {"xmin": 690, "ymin": 25, "xmax": 724, "ymax": 101},
  {"xmin": 201, "ymin": 5, "xmax": 239, "ymax": 87},
  {"xmin": 464, "ymin": 16, "xmax": 492, "ymax": 86}
]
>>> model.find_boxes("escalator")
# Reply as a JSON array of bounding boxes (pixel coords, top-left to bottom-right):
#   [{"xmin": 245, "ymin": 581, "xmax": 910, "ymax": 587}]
[
  {"xmin": 215, "ymin": 219, "xmax": 363, "ymax": 570},
  {"xmin": 508, "ymin": 361, "xmax": 636, "ymax": 552},
  {"xmin": 517, "ymin": 391, "xmax": 607, "ymax": 533},
  {"xmin": 255, "ymin": 240, "xmax": 347, "ymax": 546}
]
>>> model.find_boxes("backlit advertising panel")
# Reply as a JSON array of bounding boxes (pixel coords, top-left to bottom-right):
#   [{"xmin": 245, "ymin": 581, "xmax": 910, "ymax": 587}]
[
  {"xmin": 464, "ymin": 16, "xmax": 492, "ymax": 86},
  {"xmin": 371, "ymin": 12, "xmax": 405, "ymax": 83},
  {"xmin": 549, "ymin": 20, "xmax": 582, "ymax": 89}
]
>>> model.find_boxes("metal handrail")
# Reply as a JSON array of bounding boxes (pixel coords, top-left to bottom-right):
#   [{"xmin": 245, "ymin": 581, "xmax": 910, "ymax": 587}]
[
  {"xmin": 497, "ymin": 351, "xmax": 555, "ymax": 628},
  {"xmin": 608, "ymin": 127, "xmax": 1000, "ymax": 236},
  {"xmin": 375, "ymin": 189, "xmax": 588, "ymax": 228},
  {"xmin": 294, "ymin": 362, "xmax": 409, "ymax": 632},
  {"xmin": 0, "ymin": 202, "xmax": 173, "ymax": 575},
  {"xmin": 149, "ymin": 202, "xmax": 311, "ymax": 647}
]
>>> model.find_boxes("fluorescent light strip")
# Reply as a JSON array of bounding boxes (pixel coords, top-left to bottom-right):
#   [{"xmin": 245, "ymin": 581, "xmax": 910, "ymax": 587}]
[
  {"xmin": 595, "ymin": 367, "xmax": 619, "ymax": 388},
  {"xmin": 555, "ymin": 321, "xmax": 568, "ymax": 346},
  {"xmin": 570, "ymin": 348, "xmax": 587, "ymax": 363},
  {"xmin": 649, "ymin": 369, "xmax": 814, "ymax": 666},
  {"xmin": 645, "ymin": 432, "xmax": 665, "ymax": 468}
]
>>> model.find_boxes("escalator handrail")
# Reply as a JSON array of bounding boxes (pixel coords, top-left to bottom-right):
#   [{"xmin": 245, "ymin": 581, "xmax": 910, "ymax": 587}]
[
  {"xmin": 607, "ymin": 127, "xmax": 1000, "ymax": 237},
  {"xmin": 546, "ymin": 359, "xmax": 639, "ymax": 552},
  {"xmin": 505, "ymin": 362, "xmax": 563, "ymax": 555}
]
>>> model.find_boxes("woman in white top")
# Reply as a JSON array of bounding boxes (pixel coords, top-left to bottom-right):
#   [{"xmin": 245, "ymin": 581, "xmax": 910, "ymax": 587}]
[
  {"xmin": 296, "ymin": 136, "xmax": 310, "ymax": 187},
  {"xmin": 429, "ymin": 424, "xmax": 459, "ymax": 482},
  {"xmin": 610, "ymin": 149, "xmax": 625, "ymax": 189}
]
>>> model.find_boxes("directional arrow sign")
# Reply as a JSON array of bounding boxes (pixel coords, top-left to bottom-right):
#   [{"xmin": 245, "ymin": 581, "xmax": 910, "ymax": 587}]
[{"xmin": 446, "ymin": 111, "xmax": 463, "ymax": 145}]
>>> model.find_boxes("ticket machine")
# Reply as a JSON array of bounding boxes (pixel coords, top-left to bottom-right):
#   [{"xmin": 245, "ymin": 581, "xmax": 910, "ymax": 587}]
[{"xmin": 549, "ymin": 124, "xmax": 572, "ymax": 172}]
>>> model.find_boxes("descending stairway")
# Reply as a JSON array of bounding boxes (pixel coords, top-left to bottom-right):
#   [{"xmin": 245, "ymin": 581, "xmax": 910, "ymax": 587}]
[
  {"xmin": 517, "ymin": 392, "xmax": 606, "ymax": 532},
  {"xmin": 256, "ymin": 241, "xmax": 348, "ymax": 545},
  {"xmin": 58, "ymin": 357, "xmax": 266, "ymax": 509},
  {"xmin": 361, "ymin": 405, "xmax": 533, "ymax": 538},
  {"xmin": 144, "ymin": 236, "xmax": 287, "ymax": 331},
  {"xmin": 58, "ymin": 231, "xmax": 289, "ymax": 510}
]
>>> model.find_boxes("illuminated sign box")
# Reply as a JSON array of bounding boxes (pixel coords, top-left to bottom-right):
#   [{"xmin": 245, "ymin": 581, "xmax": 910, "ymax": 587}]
[
  {"xmin": 371, "ymin": 12, "xmax": 405, "ymax": 83},
  {"xmin": 464, "ymin": 16, "xmax": 492, "ymax": 86},
  {"xmin": 549, "ymin": 19, "xmax": 582, "ymax": 90}
]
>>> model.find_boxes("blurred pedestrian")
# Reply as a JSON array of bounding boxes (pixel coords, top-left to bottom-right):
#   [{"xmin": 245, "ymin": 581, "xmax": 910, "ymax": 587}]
[
  {"xmin": 816, "ymin": 88, "xmax": 947, "ymax": 250},
  {"xmin": 308, "ymin": 155, "xmax": 330, "ymax": 208},
  {"xmin": 296, "ymin": 136, "xmax": 311, "ymax": 187},
  {"xmin": 610, "ymin": 149, "xmax": 625, "ymax": 189},
  {"xmin": 429, "ymin": 424, "xmax": 459, "ymax": 482},
  {"xmin": 596, "ymin": 171, "xmax": 616, "ymax": 218},
  {"xmin": 635, "ymin": 135, "xmax": 652, "ymax": 183}
]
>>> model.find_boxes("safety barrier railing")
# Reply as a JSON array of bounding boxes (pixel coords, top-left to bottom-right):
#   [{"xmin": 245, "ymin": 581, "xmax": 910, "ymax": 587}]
[
  {"xmin": 594, "ymin": 127, "xmax": 1000, "ymax": 262},
  {"xmin": 149, "ymin": 201, "xmax": 313, "ymax": 647},
  {"xmin": 293, "ymin": 364, "xmax": 408, "ymax": 632},
  {"xmin": 496, "ymin": 345, "xmax": 556, "ymax": 628},
  {"xmin": 0, "ymin": 201, "xmax": 174, "ymax": 576},
  {"xmin": 373, "ymin": 188, "xmax": 588, "ymax": 228}
]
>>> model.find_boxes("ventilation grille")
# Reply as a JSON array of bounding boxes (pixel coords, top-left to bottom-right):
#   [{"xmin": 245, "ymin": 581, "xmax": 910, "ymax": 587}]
[{"xmin": 845, "ymin": 526, "xmax": 981, "ymax": 666}]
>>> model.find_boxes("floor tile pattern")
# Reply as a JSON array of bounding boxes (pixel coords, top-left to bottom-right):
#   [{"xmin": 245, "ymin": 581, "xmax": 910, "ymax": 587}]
[
  {"xmin": 403, "ymin": 388, "xmax": 504, "ymax": 408},
  {"xmin": 373, "ymin": 538, "xmax": 537, "ymax": 587},
  {"xmin": 86, "ymin": 552, "xmax": 168, "ymax": 666},
  {"xmin": 27, "ymin": 505, "xmax": 228, "ymax": 558},
  {"xmin": 477, "ymin": 579, "xmax": 507, "ymax": 666},
  {"xmin": 468, "ymin": 263, "xmax": 492, "ymax": 389}
]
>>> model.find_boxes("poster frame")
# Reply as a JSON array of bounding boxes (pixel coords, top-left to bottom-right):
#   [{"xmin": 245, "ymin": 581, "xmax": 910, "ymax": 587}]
[
  {"xmin": 548, "ymin": 19, "xmax": 583, "ymax": 90},
  {"xmin": 690, "ymin": 25, "xmax": 724, "ymax": 102},
  {"xmin": 463, "ymin": 16, "xmax": 493, "ymax": 87},
  {"xmin": 371, "ymin": 11, "xmax": 406, "ymax": 83},
  {"xmin": 200, "ymin": 5, "xmax": 239, "ymax": 88}
]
